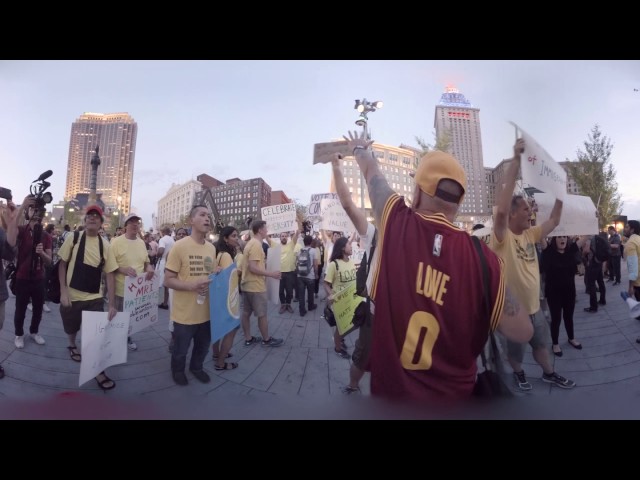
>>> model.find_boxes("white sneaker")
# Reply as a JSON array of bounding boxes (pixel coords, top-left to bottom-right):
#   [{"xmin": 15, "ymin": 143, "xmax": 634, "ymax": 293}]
[
  {"xmin": 27, "ymin": 304, "xmax": 33, "ymax": 311},
  {"xmin": 128, "ymin": 341, "xmax": 137, "ymax": 351},
  {"xmin": 31, "ymin": 333, "xmax": 46, "ymax": 345},
  {"xmin": 43, "ymin": 304, "xmax": 51, "ymax": 313},
  {"xmin": 14, "ymin": 336, "xmax": 24, "ymax": 349}
]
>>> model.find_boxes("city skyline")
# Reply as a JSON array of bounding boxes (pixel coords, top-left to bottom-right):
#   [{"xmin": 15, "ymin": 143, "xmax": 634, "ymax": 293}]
[{"xmin": 1, "ymin": 60, "xmax": 638, "ymax": 226}]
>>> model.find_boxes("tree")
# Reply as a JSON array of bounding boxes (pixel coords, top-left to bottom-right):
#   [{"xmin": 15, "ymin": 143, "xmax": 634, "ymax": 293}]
[
  {"xmin": 563, "ymin": 124, "xmax": 622, "ymax": 230},
  {"xmin": 415, "ymin": 127, "xmax": 452, "ymax": 154}
]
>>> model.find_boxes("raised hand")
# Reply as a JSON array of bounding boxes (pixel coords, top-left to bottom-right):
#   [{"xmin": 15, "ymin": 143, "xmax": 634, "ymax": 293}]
[{"xmin": 342, "ymin": 130, "xmax": 374, "ymax": 154}]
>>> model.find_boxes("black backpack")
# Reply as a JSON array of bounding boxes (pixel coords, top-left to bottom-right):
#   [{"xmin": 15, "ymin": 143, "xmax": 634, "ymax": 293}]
[
  {"xmin": 47, "ymin": 231, "xmax": 80, "ymax": 303},
  {"xmin": 593, "ymin": 235, "xmax": 611, "ymax": 263},
  {"xmin": 356, "ymin": 230, "xmax": 377, "ymax": 297},
  {"xmin": 296, "ymin": 247, "xmax": 312, "ymax": 276}
]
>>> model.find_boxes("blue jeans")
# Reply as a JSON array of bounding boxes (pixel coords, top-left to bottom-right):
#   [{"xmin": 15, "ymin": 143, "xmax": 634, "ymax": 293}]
[{"xmin": 171, "ymin": 321, "xmax": 211, "ymax": 374}]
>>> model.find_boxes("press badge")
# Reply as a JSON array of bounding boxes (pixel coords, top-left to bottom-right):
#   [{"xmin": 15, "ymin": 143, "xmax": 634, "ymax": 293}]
[{"xmin": 433, "ymin": 234, "xmax": 443, "ymax": 257}]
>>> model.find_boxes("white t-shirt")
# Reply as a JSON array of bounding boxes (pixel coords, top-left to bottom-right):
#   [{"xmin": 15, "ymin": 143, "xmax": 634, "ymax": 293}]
[
  {"xmin": 158, "ymin": 235, "xmax": 175, "ymax": 262},
  {"xmin": 359, "ymin": 222, "xmax": 378, "ymax": 312}
]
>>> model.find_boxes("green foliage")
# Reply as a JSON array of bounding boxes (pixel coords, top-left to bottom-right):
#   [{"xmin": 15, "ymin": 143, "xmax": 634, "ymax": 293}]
[
  {"xmin": 564, "ymin": 124, "xmax": 623, "ymax": 230},
  {"xmin": 415, "ymin": 128, "xmax": 452, "ymax": 154}
]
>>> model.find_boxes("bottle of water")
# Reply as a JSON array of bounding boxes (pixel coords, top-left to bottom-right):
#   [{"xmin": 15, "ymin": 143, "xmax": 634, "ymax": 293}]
[{"xmin": 197, "ymin": 292, "xmax": 206, "ymax": 305}]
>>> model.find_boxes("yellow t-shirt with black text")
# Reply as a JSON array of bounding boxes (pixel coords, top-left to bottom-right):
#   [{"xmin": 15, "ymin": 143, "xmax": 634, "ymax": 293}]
[
  {"xmin": 105, "ymin": 235, "xmax": 150, "ymax": 297},
  {"xmin": 241, "ymin": 239, "xmax": 266, "ymax": 293}
]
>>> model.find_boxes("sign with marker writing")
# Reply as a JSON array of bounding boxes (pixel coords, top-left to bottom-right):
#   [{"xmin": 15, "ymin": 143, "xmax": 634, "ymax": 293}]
[
  {"xmin": 510, "ymin": 121, "xmax": 567, "ymax": 201},
  {"xmin": 320, "ymin": 199, "xmax": 356, "ymax": 234},
  {"xmin": 308, "ymin": 193, "xmax": 339, "ymax": 218},
  {"xmin": 261, "ymin": 203, "xmax": 297, "ymax": 235},
  {"xmin": 534, "ymin": 193, "xmax": 598, "ymax": 236},
  {"xmin": 79, "ymin": 311, "xmax": 129, "ymax": 387},
  {"xmin": 124, "ymin": 273, "xmax": 160, "ymax": 335}
]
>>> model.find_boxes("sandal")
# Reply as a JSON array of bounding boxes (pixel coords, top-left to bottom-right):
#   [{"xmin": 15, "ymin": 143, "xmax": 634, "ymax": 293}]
[
  {"xmin": 214, "ymin": 362, "xmax": 238, "ymax": 371},
  {"xmin": 67, "ymin": 346, "xmax": 82, "ymax": 362},
  {"xmin": 95, "ymin": 371, "xmax": 116, "ymax": 390},
  {"xmin": 212, "ymin": 352, "xmax": 233, "ymax": 360}
]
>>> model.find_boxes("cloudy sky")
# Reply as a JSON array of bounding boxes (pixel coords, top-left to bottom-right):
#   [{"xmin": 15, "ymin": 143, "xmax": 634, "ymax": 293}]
[{"xmin": 1, "ymin": 60, "xmax": 638, "ymax": 226}]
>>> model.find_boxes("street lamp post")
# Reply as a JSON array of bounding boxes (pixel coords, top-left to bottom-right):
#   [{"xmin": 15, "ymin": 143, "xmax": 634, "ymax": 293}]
[{"xmin": 353, "ymin": 98, "xmax": 383, "ymax": 214}]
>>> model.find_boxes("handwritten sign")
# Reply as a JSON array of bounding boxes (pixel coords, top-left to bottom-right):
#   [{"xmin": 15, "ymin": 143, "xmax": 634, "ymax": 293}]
[
  {"xmin": 313, "ymin": 141, "xmax": 352, "ymax": 165},
  {"xmin": 124, "ymin": 274, "xmax": 160, "ymax": 335},
  {"xmin": 350, "ymin": 244, "xmax": 365, "ymax": 266},
  {"xmin": 332, "ymin": 283, "xmax": 364, "ymax": 336},
  {"xmin": 308, "ymin": 193, "xmax": 338, "ymax": 218},
  {"xmin": 79, "ymin": 311, "xmax": 129, "ymax": 387},
  {"xmin": 266, "ymin": 243, "xmax": 281, "ymax": 305},
  {"xmin": 320, "ymin": 199, "xmax": 356, "ymax": 233},
  {"xmin": 209, "ymin": 266, "xmax": 241, "ymax": 343},
  {"xmin": 534, "ymin": 193, "xmax": 598, "ymax": 236},
  {"xmin": 510, "ymin": 121, "xmax": 567, "ymax": 201},
  {"xmin": 261, "ymin": 203, "xmax": 297, "ymax": 235}
]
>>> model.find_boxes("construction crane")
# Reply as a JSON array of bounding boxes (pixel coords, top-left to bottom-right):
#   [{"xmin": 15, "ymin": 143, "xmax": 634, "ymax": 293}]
[{"xmin": 195, "ymin": 187, "xmax": 224, "ymax": 234}]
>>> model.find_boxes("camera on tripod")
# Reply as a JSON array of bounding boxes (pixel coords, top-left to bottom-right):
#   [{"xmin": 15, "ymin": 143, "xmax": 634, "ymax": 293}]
[{"xmin": 27, "ymin": 170, "xmax": 53, "ymax": 219}]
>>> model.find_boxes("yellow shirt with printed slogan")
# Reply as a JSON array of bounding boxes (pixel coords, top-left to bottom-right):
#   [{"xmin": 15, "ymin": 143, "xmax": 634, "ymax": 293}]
[
  {"xmin": 241, "ymin": 238, "xmax": 266, "ymax": 293},
  {"xmin": 105, "ymin": 235, "xmax": 150, "ymax": 297},
  {"xmin": 624, "ymin": 234, "xmax": 640, "ymax": 287},
  {"xmin": 324, "ymin": 258, "xmax": 357, "ymax": 295},
  {"xmin": 58, "ymin": 232, "xmax": 118, "ymax": 302},
  {"xmin": 490, "ymin": 225, "xmax": 542, "ymax": 315},
  {"xmin": 270, "ymin": 238, "xmax": 296, "ymax": 272},
  {"xmin": 165, "ymin": 236, "xmax": 217, "ymax": 325}
]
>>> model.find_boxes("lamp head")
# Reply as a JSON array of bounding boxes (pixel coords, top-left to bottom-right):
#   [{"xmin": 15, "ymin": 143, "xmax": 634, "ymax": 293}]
[{"xmin": 355, "ymin": 118, "xmax": 367, "ymax": 127}]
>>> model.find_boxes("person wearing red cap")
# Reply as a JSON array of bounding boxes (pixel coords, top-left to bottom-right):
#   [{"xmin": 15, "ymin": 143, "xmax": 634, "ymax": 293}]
[
  {"xmin": 341, "ymin": 130, "xmax": 532, "ymax": 401},
  {"xmin": 58, "ymin": 205, "xmax": 118, "ymax": 390}
]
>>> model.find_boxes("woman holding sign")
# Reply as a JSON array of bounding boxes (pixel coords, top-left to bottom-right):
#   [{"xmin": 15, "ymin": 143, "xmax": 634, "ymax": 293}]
[
  {"xmin": 211, "ymin": 226, "xmax": 241, "ymax": 370},
  {"xmin": 324, "ymin": 237, "xmax": 356, "ymax": 359}
]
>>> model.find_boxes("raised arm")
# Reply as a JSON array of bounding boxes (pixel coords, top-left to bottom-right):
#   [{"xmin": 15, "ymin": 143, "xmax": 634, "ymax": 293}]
[
  {"xmin": 331, "ymin": 154, "xmax": 368, "ymax": 236},
  {"xmin": 539, "ymin": 199, "xmax": 563, "ymax": 239},
  {"xmin": 494, "ymin": 139, "xmax": 524, "ymax": 243},
  {"xmin": 343, "ymin": 130, "xmax": 395, "ymax": 226}
]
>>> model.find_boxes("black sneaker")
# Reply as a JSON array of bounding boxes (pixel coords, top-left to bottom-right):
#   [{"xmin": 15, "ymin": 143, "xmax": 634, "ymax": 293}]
[
  {"xmin": 172, "ymin": 371, "xmax": 188, "ymax": 386},
  {"xmin": 542, "ymin": 372, "xmax": 576, "ymax": 389},
  {"xmin": 335, "ymin": 348, "xmax": 351, "ymax": 359},
  {"xmin": 299, "ymin": 310, "xmax": 307, "ymax": 317},
  {"xmin": 189, "ymin": 369, "xmax": 211, "ymax": 383},
  {"xmin": 261, "ymin": 337, "xmax": 284, "ymax": 347},
  {"xmin": 513, "ymin": 371, "xmax": 532, "ymax": 391},
  {"xmin": 341, "ymin": 385, "xmax": 360, "ymax": 394},
  {"xmin": 308, "ymin": 304, "xmax": 317, "ymax": 311},
  {"xmin": 244, "ymin": 336, "xmax": 262, "ymax": 347}
]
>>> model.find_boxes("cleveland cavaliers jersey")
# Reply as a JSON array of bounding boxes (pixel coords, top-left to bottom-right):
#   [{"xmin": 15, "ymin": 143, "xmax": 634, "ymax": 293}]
[{"xmin": 369, "ymin": 195, "xmax": 506, "ymax": 400}]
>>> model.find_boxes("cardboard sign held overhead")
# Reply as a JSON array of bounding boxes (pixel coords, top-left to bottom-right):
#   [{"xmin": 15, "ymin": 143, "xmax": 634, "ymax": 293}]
[{"xmin": 313, "ymin": 141, "xmax": 352, "ymax": 165}]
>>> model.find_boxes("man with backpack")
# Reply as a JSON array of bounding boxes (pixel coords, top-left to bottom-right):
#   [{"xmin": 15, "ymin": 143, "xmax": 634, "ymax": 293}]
[
  {"xmin": 58, "ymin": 205, "xmax": 118, "ymax": 390},
  {"xmin": 582, "ymin": 232, "xmax": 608, "ymax": 312},
  {"xmin": 295, "ymin": 235, "xmax": 319, "ymax": 317},
  {"xmin": 330, "ymin": 153, "xmax": 379, "ymax": 394}
]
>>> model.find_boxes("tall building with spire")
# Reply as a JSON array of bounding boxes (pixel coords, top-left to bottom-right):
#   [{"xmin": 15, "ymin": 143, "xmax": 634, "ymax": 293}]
[
  {"xmin": 64, "ymin": 112, "xmax": 137, "ymax": 215},
  {"xmin": 434, "ymin": 86, "xmax": 486, "ymax": 217}
]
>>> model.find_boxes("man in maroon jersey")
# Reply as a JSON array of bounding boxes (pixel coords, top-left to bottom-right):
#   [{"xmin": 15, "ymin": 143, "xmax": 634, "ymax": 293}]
[{"xmin": 342, "ymin": 130, "xmax": 532, "ymax": 401}]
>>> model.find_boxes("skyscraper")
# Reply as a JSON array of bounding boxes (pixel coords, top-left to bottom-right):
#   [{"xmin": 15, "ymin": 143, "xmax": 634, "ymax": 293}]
[
  {"xmin": 434, "ymin": 86, "xmax": 486, "ymax": 217},
  {"xmin": 64, "ymin": 112, "xmax": 137, "ymax": 215}
]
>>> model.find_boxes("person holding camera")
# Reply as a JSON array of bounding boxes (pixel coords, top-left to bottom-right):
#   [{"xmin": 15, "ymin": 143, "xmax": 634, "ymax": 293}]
[
  {"xmin": 0, "ymin": 199, "xmax": 20, "ymax": 378},
  {"xmin": 13, "ymin": 195, "xmax": 53, "ymax": 349}
]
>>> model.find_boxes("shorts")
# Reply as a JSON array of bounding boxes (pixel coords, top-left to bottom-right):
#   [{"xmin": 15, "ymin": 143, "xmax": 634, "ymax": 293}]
[
  {"xmin": 242, "ymin": 291, "xmax": 268, "ymax": 318},
  {"xmin": 60, "ymin": 298, "xmax": 105, "ymax": 334},
  {"xmin": 351, "ymin": 311, "xmax": 373, "ymax": 371},
  {"xmin": 506, "ymin": 309, "xmax": 549, "ymax": 363}
]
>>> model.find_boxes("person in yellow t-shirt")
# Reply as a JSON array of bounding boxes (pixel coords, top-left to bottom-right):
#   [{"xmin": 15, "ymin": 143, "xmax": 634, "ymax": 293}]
[
  {"xmin": 269, "ymin": 230, "xmax": 300, "ymax": 313},
  {"xmin": 240, "ymin": 220, "xmax": 283, "ymax": 348},
  {"xmin": 211, "ymin": 226, "xmax": 241, "ymax": 370},
  {"xmin": 59, "ymin": 205, "xmax": 119, "ymax": 390},
  {"xmin": 324, "ymin": 236, "xmax": 356, "ymax": 360},
  {"xmin": 163, "ymin": 205, "xmax": 219, "ymax": 386},
  {"xmin": 105, "ymin": 213, "xmax": 154, "ymax": 351}
]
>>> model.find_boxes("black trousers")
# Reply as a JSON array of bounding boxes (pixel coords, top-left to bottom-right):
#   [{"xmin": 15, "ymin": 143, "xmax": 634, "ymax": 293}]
[
  {"xmin": 547, "ymin": 292, "xmax": 576, "ymax": 344},
  {"xmin": 279, "ymin": 271, "xmax": 297, "ymax": 305},
  {"xmin": 608, "ymin": 256, "xmax": 621, "ymax": 282},
  {"xmin": 586, "ymin": 265, "xmax": 605, "ymax": 310},
  {"xmin": 14, "ymin": 278, "xmax": 45, "ymax": 336},
  {"xmin": 297, "ymin": 276, "xmax": 316, "ymax": 313}
]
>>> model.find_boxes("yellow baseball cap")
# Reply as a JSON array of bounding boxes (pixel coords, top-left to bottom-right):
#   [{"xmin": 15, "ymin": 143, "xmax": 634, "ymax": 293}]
[{"xmin": 414, "ymin": 151, "xmax": 467, "ymax": 204}]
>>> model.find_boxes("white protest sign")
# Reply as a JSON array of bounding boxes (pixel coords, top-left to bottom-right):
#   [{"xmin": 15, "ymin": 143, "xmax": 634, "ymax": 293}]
[
  {"xmin": 510, "ymin": 122, "xmax": 567, "ymax": 201},
  {"xmin": 308, "ymin": 193, "xmax": 338, "ymax": 218},
  {"xmin": 266, "ymin": 243, "xmax": 281, "ymax": 305},
  {"xmin": 124, "ymin": 273, "xmax": 160, "ymax": 335},
  {"xmin": 261, "ymin": 203, "xmax": 297, "ymax": 235},
  {"xmin": 79, "ymin": 311, "xmax": 129, "ymax": 387},
  {"xmin": 534, "ymin": 193, "xmax": 598, "ymax": 236},
  {"xmin": 313, "ymin": 141, "xmax": 352, "ymax": 165},
  {"xmin": 350, "ymin": 244, "xmax": 365, "ymax": 266},
  {"xmin": 320, "ymin": 199, "xmax": 356, "ymax": 234}
]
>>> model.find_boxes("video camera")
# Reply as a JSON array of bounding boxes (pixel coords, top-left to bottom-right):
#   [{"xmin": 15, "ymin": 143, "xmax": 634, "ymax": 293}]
[
  {"xmin": 27, "ymin": 170, "xmax": 53, "ymax": 220},
  {"xmin": 0, "ymin": 186, "xmax": 11, "ymax": 201}
]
